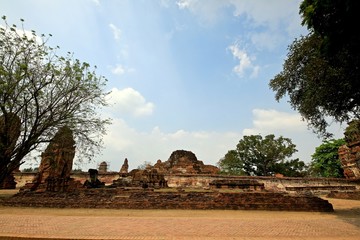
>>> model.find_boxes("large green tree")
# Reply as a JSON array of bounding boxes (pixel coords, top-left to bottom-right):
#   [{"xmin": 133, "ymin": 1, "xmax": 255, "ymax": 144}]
[
  {"xmin": 300, "ymin": 0, "xmax": 360, "ymax": 64},
  {"xmin": 269, "ymin": 1, "xmax": 360, "ymax": 137},
  {"xmin": 309, "ymin": 139, "xmax": 345, "ymax": 178},
  {"xmin": 0, "ymin": 17, "xmax": 110, "ymax": 186},
  {"xmin": 218, "ymin": 134, "xmax": 306, "ymax": 176}
]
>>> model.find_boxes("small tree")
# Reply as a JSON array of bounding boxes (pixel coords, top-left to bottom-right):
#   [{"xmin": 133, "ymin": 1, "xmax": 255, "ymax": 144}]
[
  {"xmin": 0, "ymin": 17, "xmax": 110, "ymax": 186},
  {"xmin": 309, "ymin": 139, "xmax": 345, "ymax": 178},
  {"xmin": 218, "ymin": 134, "xmax": 305, "ymax": 176}
]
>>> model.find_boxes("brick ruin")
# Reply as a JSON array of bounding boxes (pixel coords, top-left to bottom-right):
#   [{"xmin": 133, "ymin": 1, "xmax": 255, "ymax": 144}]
[
  {"xmin": 2, "ymin": 113, "xmax": 360, "ymax": 211},
  {"xmin": 154, "ymin": 150, "xmax": 220, "ymax": 174},
  {"xmin": 338, "ymin": 120, "xmax": 360, "ymax": 179},
  {"xmin": 2, "ymin": 188, "xmax": 333, "ymax": 212},
  {"xmin": 326, "ymin": 120, "xmax": 360, "ymax": 200},
  {"xmin": 119, "ymin": 158, "xmax": 129, "ymax": 174},
  {"xmin": 209, "ymin": 179, "xmax": 265, "ymax": 191},
  {"xmin": 1, "ymin": 148, "xmax": 343, "ymax": 212},
  {"xmin": 111, "ymin": 150, "xmax": 218, "ymax": 189},
  {"xmin": 98, "ymin": 161, "xmax": 108, "ymax": 173},
  {"xmin": 338, "ymin": 144, "xmax": 360, "ymax": 179},
  {"xmin": 22, "ymin": 126, "xmax": 82, "ymax": 192}
]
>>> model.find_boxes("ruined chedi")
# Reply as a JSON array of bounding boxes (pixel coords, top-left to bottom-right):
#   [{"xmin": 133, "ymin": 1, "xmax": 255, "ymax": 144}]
[{"xmin": 31, "ymin": 126, "xmax": 76, "ymax": 191}]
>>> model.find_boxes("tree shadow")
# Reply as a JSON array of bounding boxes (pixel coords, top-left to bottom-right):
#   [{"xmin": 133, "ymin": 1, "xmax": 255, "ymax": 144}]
[{"xmin": 333, "ymin": 207, "xmax": 360, "ymax": 228}]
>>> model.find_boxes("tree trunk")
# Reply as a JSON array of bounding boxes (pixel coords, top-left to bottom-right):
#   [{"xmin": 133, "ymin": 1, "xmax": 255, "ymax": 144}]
[{"xmin": 0, "ymin": 156, "xmax": 11, "ymax": 188}]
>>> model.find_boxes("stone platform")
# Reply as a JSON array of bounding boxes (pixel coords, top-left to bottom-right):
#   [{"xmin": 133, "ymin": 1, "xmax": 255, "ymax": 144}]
[{"xmin": 1, "ymin": 188, "xmax": 333, "ymax": 212}]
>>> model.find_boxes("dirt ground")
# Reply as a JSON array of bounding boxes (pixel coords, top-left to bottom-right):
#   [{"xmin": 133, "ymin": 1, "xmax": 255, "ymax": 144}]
[{"xmin": 0, "ymin": 190, "xmax": 360, "ymax": 240}]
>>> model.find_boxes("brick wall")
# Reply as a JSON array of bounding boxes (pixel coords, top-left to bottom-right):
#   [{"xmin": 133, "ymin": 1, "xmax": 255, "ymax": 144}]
[
  {"xmin": 2, "ymin": 188, "xmax": 334, "ymax": 212},
  {"xmin": 14, "ymin": 172, "xmax": 360, "ymax": 195}
]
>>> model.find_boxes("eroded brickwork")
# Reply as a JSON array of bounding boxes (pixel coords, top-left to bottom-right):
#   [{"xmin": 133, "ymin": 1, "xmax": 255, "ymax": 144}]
[
  {"xmin": 154, "ymin": 150, "xmax": 219, "ymax": 174},
  {"xmin": 24, "ymin": 126, "xmax": 79, "ymax": 192},
  {"xmin": 2, "ymin": 188, "xmax": 334, "ymax": 212},
  {"xmin": 339, "ymin": 120, "xmax": 360, "ymax": 179},
  {"xmin": 339, "ymin": 143, "xmax": 360, "ymax": 179}
]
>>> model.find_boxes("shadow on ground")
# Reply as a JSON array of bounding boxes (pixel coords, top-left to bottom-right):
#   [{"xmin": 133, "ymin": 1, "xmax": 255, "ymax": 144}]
[{"xmin": 333, "ymin": 207, "xmax": 360, "ymax": 228}]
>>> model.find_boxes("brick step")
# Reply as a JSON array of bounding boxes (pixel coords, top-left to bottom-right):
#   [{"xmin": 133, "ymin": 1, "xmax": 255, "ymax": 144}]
[
  {"xmin": 286, "ymin": 185, "xmax": 356, "ymax": 191},
  {"xmin": 327, "ymin": 190, "xmax": 360, "ymax": 200},
  {"xmin": 1, "ymin": 190, "xmax": 334, "ymax": 212}
]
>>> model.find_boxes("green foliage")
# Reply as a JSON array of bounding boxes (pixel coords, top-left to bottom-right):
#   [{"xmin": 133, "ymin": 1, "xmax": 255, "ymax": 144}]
[
  {"xmin": 269, "ymin": 34, "xmax": 351, "ymax": 138},
  {"xmin": 0, "ymin": 17, "xmax": 110, "ymax": 185},
  {"xmin": 273, "ymin": 159, "xmax": 308, "ymax": 177},
  {"xmin": 344, "ymin": 120, "xmax": 360, "ymax": 144},
  {"xmin": 218, "ymin": 150, "xmax": 245, "ymax": 175},
  {"xmin": 218, "ymin": 134, "xmax": 306, "ymax": 176},
  {"xmin": 309, "ymin": 139, "xmax": 346, "ymax": 178},
  {"xmin": 270, "ymin": 1, "xmax": 360, "ymax": 138},
  {"xmin": 300, "ymin": 0, "xmax": 360, "ymax": 63}
]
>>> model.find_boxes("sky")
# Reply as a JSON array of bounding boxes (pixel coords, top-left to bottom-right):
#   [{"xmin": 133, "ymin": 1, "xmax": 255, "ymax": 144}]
[{"xmin": 1, "ymin": 0, "xmax": 345, "ymax": 171}]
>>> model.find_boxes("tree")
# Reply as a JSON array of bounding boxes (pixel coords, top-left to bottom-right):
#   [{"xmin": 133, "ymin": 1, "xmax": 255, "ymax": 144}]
[
  {"xmin": 218, "ymin": 134, "xmax": 305, "ymax": 176},
  {"xmin": 272, "ymin": 159, "xmax": 308, "ymax": 177},
  {"xmin": 218, "ymin": 150, "xmax": 245, "ymax": 175},
  {"xmin": 269, "ymin": 1, "xmax": 360, "ymax": 137},
  {"xmin": 300, "ymin": 0, "xmax": 360, "ymax": 64},
  {"xmin": 309, "ymin": 139, "xmax": 346, "ymax": 178},
  {"xmin": 0, "ymin": 17, "xmax": 110, "ymax": 186}
]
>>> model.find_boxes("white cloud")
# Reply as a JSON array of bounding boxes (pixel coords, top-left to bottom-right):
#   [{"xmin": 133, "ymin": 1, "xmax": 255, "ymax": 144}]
[
  {"xmin": 111, "ymin": 64, "xmax": 125, "ymax": 75},
  {"xmin": 159, "ymin": 0, "xmax": 171, "ymax": 8},
  {"xmin": 177, "ymin": 0, "xmax": 307, "ymax": 51},
  {"xmin": 242, "ymin": 108, "xmax": 344, "ymax": 162},
  {"xmin": 109, "ymin": 23, "xmax": 122, "ymax": 40},
  {"xmin": 177, "ymin": 0, "xmax": 191, "ymax": 9},
  {"xmin": 230, "ymin": 0, "xmax": 299, "ymax": 28},
  {"xmin": 111, "ymin": 64, "xmax": 135, "ymax": 76},
  {"xmin": 91, "ymin": 0, "xmax": 100, "ymax": 6},
  {"xmin": 106, "ymin": 88, "xmax": 154, "ymax": 117},
  {"xmin": 98, "ymin": 121, "xmax": 242, "ymax": 171},
  {"xmin": 250, "ymin": 31, "xmax": 285, "ymax": 51},
  {"xmin": 177, "ymin": 0, "xmax": 304, "ymax": 33},
  {"xmin": 243, "ymin": 109, "xmax": 307, "ymax": 135},
  {"xmin": 228, "ymin": 44, "xmax": 259, "ymax": 78},
  {"xmin": 176, "ymin": 0, "xmax": 227, "ymax": 24}
]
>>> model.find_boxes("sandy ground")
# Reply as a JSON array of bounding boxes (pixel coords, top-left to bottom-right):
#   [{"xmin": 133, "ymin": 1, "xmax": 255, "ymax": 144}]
[{"xmin": 0, "ymin": 190, "xmax": 359, "ymax": 240}]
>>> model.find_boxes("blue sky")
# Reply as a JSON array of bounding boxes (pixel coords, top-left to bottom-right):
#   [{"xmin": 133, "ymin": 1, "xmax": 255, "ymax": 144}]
[{"xmin": 2, "ymin": 0, "xmax": 344, "ymax": 171}]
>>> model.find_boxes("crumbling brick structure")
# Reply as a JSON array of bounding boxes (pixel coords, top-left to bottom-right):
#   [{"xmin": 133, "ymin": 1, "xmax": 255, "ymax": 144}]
[
  {"xmin": 24, "ymin": 126, "xmax": 80, "ymax": 192},
  {"xmin": 338, "ymin": 120, "xmax": 360, "ymax": 179},
  {"xmin": 154, "ymin": 150, "xmax": 219, "ymax": 174},
  {"xmin": 2, "ymin": 188, "xmax": 334, "ymax": 212}
]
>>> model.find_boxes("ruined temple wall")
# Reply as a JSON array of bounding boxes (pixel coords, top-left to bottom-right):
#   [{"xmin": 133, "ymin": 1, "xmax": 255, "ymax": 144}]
[
  {"xmin": 14, "ymin": 172, "xmax": 360, "ymax": 192},
  {"xmin": 14, "ymin": 172, "xmax": 120, "ymax": 188},
  {"xmin": 165, "ymin": 174, "xmax": 360, "ymax": 192},
  {"xmin": 256, "ymin": 176, "xmax": 360, "ymax": 192}
]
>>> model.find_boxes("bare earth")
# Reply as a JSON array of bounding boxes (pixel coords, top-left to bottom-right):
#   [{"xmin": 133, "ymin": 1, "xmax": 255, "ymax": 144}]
[{"xmin": 0, "ymin": 190, "xmax": 359, "ymax": 240}]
